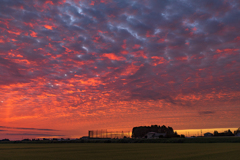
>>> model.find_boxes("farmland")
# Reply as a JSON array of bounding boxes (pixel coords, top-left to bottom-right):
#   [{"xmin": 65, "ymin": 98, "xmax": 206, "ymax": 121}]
[{"xmin": 0, "ymin": 143, "xmax": 239, "ymax": 160}]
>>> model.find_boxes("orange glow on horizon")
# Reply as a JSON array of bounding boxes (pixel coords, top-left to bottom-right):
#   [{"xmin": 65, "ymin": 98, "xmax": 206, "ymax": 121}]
[{"xmin": 176, "ymin": 128, "xmax": 238, "ymax": 137}]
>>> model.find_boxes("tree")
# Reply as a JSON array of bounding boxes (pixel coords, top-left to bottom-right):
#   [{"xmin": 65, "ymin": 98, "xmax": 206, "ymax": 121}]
[{"xmin": 180, "ymin": 134, "xmax": 185, "ymax": 138}]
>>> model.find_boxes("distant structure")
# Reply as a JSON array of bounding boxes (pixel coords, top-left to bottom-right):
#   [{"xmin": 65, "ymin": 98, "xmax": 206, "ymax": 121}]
[
  {"xmin": 144, "ymin": 132, "xmax": 166, "ymax": 139},
  {"xmin": 234, "ymin": 128, "xmax": 240, "ymax": 136},
  {"xmin": 204, "ymin": 132, "xmax": 213, "ymax": 137},
  {"xmin": 80, "ymin": 136, "xmax": 90, "ymax": 140},
  {"xmin": 88, "ymin": 130, "xmax": 131, "ymax": 139}
]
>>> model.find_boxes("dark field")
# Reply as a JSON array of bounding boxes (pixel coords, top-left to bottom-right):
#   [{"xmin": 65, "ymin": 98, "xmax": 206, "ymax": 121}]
[{"xmin": 0, "ymin": 143, "xmax": 240, "ymax": 160}]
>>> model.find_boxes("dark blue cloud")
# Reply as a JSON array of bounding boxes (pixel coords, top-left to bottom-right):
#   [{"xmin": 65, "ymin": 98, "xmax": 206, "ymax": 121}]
[{"xmin": 0, "ymin": 126, "xmax": 58, "ymax": 131}]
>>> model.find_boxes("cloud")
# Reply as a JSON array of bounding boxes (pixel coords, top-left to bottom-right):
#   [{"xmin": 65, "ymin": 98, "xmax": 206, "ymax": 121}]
[
  {"xmin": 0, "ymin": 0, "xmax": 240, "ymax": 133},
  {"xmin": 199, "ymin": 111, "xmax": 216, "ymax": 115},
  {"xmin": 16, "ymin": 128, "xmax": 58, "ymax": 131},
  {"xmin": 0, "ymin": 126, "xmax": 58, "ymax": 131},
  {"xmin": 6, "ymin": 133, "xmax": 65, "ymax": 136}
]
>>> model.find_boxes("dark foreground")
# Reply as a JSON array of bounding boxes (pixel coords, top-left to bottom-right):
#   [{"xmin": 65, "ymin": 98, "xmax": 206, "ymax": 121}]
[{"xmin": 0, "ymin": 143, "xmax": 240, "ymax": 160}]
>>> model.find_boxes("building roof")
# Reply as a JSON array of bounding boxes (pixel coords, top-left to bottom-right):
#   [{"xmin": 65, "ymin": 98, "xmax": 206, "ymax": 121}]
[{"xmin": 204, "ymin": 132, "xmax": 213, "ymax": 135}]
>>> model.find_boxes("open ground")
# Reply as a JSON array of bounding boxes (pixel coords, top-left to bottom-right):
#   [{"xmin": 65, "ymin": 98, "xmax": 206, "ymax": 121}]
[{"xmin": 0, "ymin": 143, "xmax": 239, "ymax": 160}]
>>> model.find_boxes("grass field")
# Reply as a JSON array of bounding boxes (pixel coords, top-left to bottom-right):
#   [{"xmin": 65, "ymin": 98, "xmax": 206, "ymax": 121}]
[{"xmin": 0, "ymin": 143, "xmax": 239, "ymax": 160}]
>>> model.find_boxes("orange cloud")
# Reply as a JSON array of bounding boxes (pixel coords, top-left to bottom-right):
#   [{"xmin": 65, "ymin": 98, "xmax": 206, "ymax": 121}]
[
  {"xmin": 45, "ymin": 1, "xmax": 54, "ymax": 5},
  {"xmin": 121, "ymin": 63, "xmax": 143, "ymax": 76},
  {"xmin": 176, "ymin": 56, "xmax": 188, "ymax": 61},
  {"xmin": 132, "ymin": 50, "xmax": 148, "ymax": 59},
  {"xmin": 151, "ymin": 56, "xmax": 168, "ymax": 66},
  {"xmin": 7, "ymin": 30, "xmax": 21, "ymax": 35},
  {"xmin": 101, "ymin": 53, "xmax": 126, "ymax": 61},
  {"xmin": 30, "ymin": 31, "xmax": 37, "ymax": 37},
  {"xmin": 44, "ymin": 25, "xmax": 53, "ymax": 30}
]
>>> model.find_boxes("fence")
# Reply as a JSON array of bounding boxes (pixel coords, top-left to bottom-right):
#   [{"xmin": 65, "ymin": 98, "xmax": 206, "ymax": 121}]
[{"xmin": 88, "ymin": 130, "xmax": 131, "ymax": 139}]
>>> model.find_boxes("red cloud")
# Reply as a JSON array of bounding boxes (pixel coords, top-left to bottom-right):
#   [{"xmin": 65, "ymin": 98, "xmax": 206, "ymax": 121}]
[{"xmin": 214, "ymin": 48, "xmax": 239, "ymax": 58}]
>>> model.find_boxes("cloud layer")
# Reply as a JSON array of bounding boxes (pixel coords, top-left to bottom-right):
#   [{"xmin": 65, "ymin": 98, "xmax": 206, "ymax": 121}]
[{"xmin": 0, "ymin": 0, "xmax": 240, "ymax": 139}]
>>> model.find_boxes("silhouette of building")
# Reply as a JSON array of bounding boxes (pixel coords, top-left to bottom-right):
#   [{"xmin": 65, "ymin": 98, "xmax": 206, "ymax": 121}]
[
  {"xmin": 144, "ymin": 132, "xmax": 166, "ymax": 139},
  {"xmin": 204, "ymin": 132, "xmax": 213, "ymax": 137}
]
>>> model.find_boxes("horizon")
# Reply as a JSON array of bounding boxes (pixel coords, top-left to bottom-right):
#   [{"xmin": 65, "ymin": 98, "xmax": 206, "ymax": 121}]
[
  {"xmin": 0, "ymin": 126, "xmax": 238, "ymax": 141},
  {"xmin": 0, "ymin": 0, "xmax": 240, "ymax": 140}
]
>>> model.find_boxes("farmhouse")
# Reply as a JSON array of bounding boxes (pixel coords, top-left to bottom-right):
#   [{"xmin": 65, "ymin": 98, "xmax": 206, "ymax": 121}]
[
  {"xmin": 204, "ymin": 132, "xmax": 213, "ymax": 137},
  {"xmin": 144, "ymin": 132, "xmax": 166, "ymax": 139}
]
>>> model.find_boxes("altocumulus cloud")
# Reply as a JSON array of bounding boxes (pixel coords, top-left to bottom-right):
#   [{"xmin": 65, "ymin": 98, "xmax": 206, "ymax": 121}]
[{"xmin": 0, "ymin": 0, "xmax": 239, "ymax": 132}]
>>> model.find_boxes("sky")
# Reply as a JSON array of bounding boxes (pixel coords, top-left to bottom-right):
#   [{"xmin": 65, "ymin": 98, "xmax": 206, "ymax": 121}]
[{"xmin": 0, "ymin": 0, "xmax": 240, "ymax": 140}]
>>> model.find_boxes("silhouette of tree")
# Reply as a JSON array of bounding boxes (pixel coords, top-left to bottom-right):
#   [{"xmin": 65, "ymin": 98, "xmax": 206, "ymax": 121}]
[
  {"xmin": 180, "ymin": 134, "xmax": 185, "ymax": 138},
  {"xmin": 132, "ymin": 125, "xmax": 177, "ymax": 138}
]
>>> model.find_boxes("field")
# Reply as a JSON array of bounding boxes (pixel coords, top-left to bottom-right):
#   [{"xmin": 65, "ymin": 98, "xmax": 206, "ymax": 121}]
[{"xmin": 0, "ymin": 143, "xmax": 239, "ymax": 160}]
